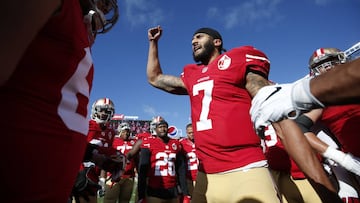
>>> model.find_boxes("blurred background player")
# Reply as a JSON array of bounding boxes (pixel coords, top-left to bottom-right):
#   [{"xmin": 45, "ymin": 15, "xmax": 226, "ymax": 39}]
[
  {"xmin": 137, "ymin": 118, "xmax": 190, "ymax": 203},
  {"xmin": 71, "ymin": 98, "xmax": 124, "ymax": 203},
  {"xmin": 0, "ymin": 1, "xmax": 119, "ymax": 202},
  {"xmin": 104, "ymin": 122, "xmax": 138, "ymax": 203},
  {"xmin": 179, "ymin": 123, "xmax": 198, "ymax": 197}
]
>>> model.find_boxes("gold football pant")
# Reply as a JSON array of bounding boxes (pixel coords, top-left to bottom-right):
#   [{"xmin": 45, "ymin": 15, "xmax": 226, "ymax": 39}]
[
  {"xmin": 270, "ymin": 169, "xmax": 322, "ymax": 203},
  {"xmin": 192, "ymin": 167, "xmax": 281, "ymax": 203},
  {"xmin": 103, "ymin": 177, "xmax": 135, "ymax": 203}
]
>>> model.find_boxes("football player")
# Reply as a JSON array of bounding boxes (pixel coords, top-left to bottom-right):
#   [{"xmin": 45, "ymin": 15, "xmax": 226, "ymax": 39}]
[
  {"xmin": 103, "ymin": 122, "xmax": 138, "ymax": 203},
  {"xmin": 295, "ymin": 48, "xmax": 360, "ymax": 202},
  {"xmin": 72, "ymin": 98, "xmax": 124, "ymax": 203},
  {"xmin": 257, "ymin": 47, "xmax": 360, "ymax": 203},
  {"xmin": 250, "ymin": 58, "xmax": 360, "ymax": 131},
  {"xmin": 179, "ymin": 123, "xmax": 198, "ymax": 197},
  {"xmin": 0, "ymin": 0, "xmax": 119, "ymax": 202},
  {"xmin": 145, "ymin": 25, "xmax": 320, "ymax": 202},
  {"xmin": 137, "ymin": 118, "xmax": 190, "ymax": 203}
]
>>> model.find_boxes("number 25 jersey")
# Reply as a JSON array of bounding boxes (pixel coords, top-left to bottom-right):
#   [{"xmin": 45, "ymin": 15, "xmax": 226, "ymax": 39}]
[{"xmin": 141, "ymin": 136, "xmax": 182, "ymax": 189}]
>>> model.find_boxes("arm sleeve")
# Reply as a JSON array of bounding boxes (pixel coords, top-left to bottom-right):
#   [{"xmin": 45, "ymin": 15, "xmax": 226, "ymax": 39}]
[
  {"xmin": 83, "ymin": 143, "xmax": 98, "ymax": 162},
  {"xmin": 176, "ymin": 152, "xmax": 189, "ymax": 196},
  {"xmin": 138, "ymin": 148, "xmax": 150, "ymax": 200},
  {"xmin": 127, "ymin": 139, "xmax": 142, "ymax": 160},
  {"xmin": 295, "ymin": 114, "xmax": 314, "ymax": 133}
]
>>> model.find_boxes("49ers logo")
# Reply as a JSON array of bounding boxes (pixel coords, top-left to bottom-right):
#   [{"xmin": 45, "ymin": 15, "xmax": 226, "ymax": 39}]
[
  {"xmin": 218, "ymin": 55, "xmax": 231, "ymax": 70},
  {"xmin": 171, "ymin": 143, "xmax": 178, "ymax": 151}
]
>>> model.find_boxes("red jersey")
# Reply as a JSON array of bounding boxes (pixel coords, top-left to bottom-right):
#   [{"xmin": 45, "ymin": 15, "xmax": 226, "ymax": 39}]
[
  {"xmin": 81, "ymin": 120, "xmax": 115, "ymax": 173},
  {"xmin": 87, "ymin": 120, "xmax": 115, "ymax": 147},
  {"xmin": 0, "ymin": 0, "xmax": 92, "ymax": 202},
  {"xmin": 181, "ymin": 46, "xmax": 269, "ymax": 173},
  {"xmin": 112, "ymin": 137, "xmax": 137, "ymax": 178},
  {"xmin": 321, "ymin": 104, "xmax": 360, "ymax": 157},
  {"xmin": 263, "ymin": 125, "xmax": 305, "ymax": 179},
  {"xmin": 141, "ymin": 136, "xmax": 182, "ymax": 189},
  {"xmin": 179, "ymin": 138, "xmax": 198, "ymax": 181},
  {"xmin": 136, "ymin": 132, "xmax": 152, "ymax": 140}
]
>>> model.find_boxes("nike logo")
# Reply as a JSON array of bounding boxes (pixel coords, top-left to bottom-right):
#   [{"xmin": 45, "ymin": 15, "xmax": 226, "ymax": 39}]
[{"xmin": 264, "ymin": 86, "xmax": 282, "ymax": 101}]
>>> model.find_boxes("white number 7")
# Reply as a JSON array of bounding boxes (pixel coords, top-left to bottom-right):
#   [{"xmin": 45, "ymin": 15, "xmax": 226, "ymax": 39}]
[{"xmin": 192, "ymin": 80, "xmax": 213, "ymax": 131}]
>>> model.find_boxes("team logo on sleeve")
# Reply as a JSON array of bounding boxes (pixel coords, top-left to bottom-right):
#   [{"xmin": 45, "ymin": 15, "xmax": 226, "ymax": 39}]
[
  {"xmin": 218, "ymin": 55, "xmax": 231, "ymax": 70},
  {"xmin": 171, "ymin": 143, "xmax": 178, "ymax": 150},
  {"xmin": 202, "ymin": 66, "xmax": 208, "ymax": 73}
]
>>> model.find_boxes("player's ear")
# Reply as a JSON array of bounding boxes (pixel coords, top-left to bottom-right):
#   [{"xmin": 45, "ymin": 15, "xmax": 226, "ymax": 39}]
[{"xmin": 214, "ymin": 38, "xmax": 222, "ymax": 47}]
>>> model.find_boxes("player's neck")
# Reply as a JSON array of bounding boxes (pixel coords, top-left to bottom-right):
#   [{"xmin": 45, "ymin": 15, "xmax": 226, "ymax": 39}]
[{"xmin": 159, "ymin": 136, "xmax": 170, "ymax": 143}]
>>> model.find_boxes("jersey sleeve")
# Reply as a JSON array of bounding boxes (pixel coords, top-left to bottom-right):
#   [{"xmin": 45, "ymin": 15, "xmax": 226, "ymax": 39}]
[
  {"xmin": 87, "ymin": 120, "xmax": 98, "ymax": 142},
  {"xmin": 140, "ymin": 137, "xmax": 150, "ymax": 149},
  {"xmin": 243, "ymin": 46, "xmax": 270, "ymax": 79}
]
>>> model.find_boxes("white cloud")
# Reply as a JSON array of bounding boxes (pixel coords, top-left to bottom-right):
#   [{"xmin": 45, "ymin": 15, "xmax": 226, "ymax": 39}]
[
  {"xmin": 143, "ymin": 104, "xmax": 157, "ymax": 116},
  {"xmin": 142, "ymin": 104, "xmax": 171, "ymax": 118},
  {"xmin": 124, "ymin": 0, "xmax": 165, "ymax": 27},
  {"xmin": 207, "ymin": 0, "xmax": 283, "ymax": 30}
]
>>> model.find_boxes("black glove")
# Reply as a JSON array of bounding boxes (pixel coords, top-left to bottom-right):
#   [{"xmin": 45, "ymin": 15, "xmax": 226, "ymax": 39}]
[{"xmin": 71, "ymin": 166, "xmax": 101, "ymax": 201}]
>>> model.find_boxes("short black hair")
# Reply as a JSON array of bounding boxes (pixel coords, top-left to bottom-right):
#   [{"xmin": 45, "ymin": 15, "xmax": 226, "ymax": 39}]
[
  {"xmin": 156, "ymin": 120, "xmax": 168, "ymax": 128},
  {"xmin": 193, "ymin": 27, "xmax": 226, "ymax": 53}
]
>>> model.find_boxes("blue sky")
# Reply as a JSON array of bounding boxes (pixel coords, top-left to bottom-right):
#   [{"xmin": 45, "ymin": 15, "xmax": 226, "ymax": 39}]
[{"xmin": 90, "ymin": 0, "xmax": 360, "ymax": 136}]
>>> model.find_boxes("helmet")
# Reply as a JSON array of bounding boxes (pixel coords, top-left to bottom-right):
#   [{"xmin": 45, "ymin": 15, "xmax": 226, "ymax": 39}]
[
  {"xmin": 91, "ymin": 98, "xmax": 115, "ymax": 123},
  {"xmin": 117, "ymin": 122, "xmax": 130, "ymax": 133},
  {"xmin": 150, "ymin": 116, "xmax": 166, "ymax": 135},
  {"xmin": 308, "ymin": 48, "xmax": 345, "ymax": 76},
  {"xmin": 84, "ymin": 0, "xmax": 119, "ymax": 35}
]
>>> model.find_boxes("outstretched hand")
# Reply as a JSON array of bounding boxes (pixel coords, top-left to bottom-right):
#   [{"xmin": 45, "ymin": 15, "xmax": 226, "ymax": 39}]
[{"xmin": 148, "ymin": 25, "xmax": 162, "ymax": 42}]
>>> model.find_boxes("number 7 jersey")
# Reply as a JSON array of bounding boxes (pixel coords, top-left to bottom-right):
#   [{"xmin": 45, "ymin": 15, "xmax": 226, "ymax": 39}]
[{"xmin": 181, "ymin": 46, "xmax": 270, "ymax": 173}]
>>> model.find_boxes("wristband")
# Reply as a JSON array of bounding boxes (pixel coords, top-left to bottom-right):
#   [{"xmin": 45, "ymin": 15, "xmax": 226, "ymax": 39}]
[
  {"xmin": 294, "ymin": 114, "xmax": 314, "ymax": 133},
  {"xmin": 323, "ymin": 147, "xmax": 345, "ymax": 163}
]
